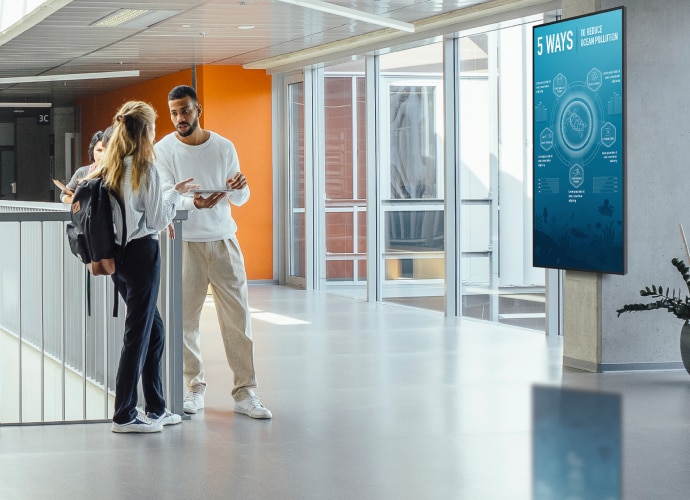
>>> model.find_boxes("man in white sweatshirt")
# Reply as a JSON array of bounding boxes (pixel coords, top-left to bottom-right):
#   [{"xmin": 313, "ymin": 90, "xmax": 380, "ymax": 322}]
[{"xmin": 155, "ymin": 85, "xmax": 271, "ymax": 419}]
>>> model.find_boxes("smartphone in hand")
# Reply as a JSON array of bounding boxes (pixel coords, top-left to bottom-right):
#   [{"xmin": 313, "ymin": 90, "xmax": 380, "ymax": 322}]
[{"xmin": 53, "ymin": 179, "xmax": 73, "ymax": 196}]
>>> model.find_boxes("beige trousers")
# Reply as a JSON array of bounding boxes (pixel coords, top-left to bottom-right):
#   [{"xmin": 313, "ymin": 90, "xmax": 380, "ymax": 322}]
[{"xmin": 182, "ymin": 239, "xmax": 257, "ymax": 401}]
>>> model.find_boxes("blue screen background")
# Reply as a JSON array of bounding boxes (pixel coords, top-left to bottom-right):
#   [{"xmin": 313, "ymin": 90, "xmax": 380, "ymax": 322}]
[{"xmin": 533, "ymin": 8, "xmax": 624, "ymax": 274}]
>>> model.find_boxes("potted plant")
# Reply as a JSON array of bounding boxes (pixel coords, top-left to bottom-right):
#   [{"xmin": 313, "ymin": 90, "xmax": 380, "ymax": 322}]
[{"xmin": 617, "ymin": 257, "xmax": 690, "ymax": 373}]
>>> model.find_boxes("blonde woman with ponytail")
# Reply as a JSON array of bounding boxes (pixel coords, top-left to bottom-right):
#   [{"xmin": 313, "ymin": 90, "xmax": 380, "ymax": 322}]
[{"xmin": 99, "ymin": 100, "xmax": 198, "ymax": 433}]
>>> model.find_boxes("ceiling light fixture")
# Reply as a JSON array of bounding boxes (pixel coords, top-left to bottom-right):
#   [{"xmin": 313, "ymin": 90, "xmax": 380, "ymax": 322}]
[
  {"xmin": 92, "ymin": 9, "xmax": 148, "ymax": 27},
  {"xmin": 91, "ymin": 8, "xmax": 182, "ymax": 28},
  {"xmin": 0, "ymin": 102, "xmax": 52, "ymax": 108},
  {"xmin": 274, "ymin": 0, "xmax": 415, "ymax": 33},
  {"xmin": 0, "ymin": 70, "xmax": 139, "ymax": 85}
]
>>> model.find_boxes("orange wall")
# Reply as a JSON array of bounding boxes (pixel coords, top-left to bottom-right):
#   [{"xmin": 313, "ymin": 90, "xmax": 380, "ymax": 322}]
[
  {"xmin": 77, "ymin": 69, "xmax": 194, "ymax": 146},
  {"xmin": 75, "ymin": 66, "xmax": 273, "ymax": 280},
  {"xmin": 195, "ymin": 66, "xmax": 273, "ymax": 281}
]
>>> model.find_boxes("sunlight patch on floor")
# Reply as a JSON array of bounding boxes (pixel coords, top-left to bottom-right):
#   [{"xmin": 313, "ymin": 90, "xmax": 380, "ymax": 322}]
[{"xmin": 203, "ymin": 297, "xmax": 310, "ymax": 325}]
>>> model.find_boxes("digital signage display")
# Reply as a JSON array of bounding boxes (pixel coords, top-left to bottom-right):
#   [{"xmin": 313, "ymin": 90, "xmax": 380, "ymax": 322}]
[{"xmin": 533, "ymin": 8, "xmax": 625, "ymax": 274}]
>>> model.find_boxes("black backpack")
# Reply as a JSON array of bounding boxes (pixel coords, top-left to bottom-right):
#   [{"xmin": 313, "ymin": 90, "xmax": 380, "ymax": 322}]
[
  {"xmin": 66, "ymin": 177, "xmax": 126, "ymax": 275},
  {"xmin": 66, "ymin": 177, "xmax": 127, "ymax": 315}
]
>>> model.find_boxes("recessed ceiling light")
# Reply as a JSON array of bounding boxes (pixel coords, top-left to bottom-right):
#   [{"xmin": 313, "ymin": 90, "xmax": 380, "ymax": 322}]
[
  {"xmin": 238, "ymin": 25, "xmax": 255, "ymax": 30},
  {"xmin": 92, "ymin": 9, "xmax": 148, "ymax": 27},
  {"xmin": 91, "ymin": 9, "xmax": 182, "ymax": 28}
]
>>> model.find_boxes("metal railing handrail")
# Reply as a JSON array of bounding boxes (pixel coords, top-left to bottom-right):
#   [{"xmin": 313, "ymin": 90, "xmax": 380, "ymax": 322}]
[{"xmin": 0, "ymin": 200, "xmax": 186, "ymax": 425}]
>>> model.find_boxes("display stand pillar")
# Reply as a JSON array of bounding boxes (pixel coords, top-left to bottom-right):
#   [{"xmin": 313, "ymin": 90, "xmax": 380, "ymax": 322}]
[{"xmin": 561, "ymin": 0, "xmax": 602, "ymax": 372}]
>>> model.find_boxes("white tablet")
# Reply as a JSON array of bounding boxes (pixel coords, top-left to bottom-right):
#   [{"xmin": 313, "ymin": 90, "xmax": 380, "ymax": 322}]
[{"xmin": 191, "ymin": 189, "xmax": 233, "ymax": 194}]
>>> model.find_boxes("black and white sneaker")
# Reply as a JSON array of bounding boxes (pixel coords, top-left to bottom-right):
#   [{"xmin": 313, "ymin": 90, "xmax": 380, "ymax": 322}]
[{"xmin": 111, "ymin": 413, "xmax": 163, "ymax": 433}]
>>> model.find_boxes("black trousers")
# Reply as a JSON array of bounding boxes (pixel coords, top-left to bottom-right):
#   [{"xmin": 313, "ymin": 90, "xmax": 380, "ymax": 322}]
[{"xmin": 111, "ymin": 235, "xmax": 167, "ymax": 424}]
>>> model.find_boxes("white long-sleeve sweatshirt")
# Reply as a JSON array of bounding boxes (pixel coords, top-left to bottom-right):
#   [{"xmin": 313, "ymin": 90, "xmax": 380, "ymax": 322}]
[{"xmin": 154, "ymin": 131, "xmax": 249, "ymax": 242}]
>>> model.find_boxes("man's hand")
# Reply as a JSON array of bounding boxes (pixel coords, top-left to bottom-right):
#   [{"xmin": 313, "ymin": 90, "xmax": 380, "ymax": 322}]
[
  {"xmin": 227, "ymin": 172, "xmax": 247, "ymax": 190},
  {"xmin": 193, "ymin": 191, "xmax": 226, "ymax": 209},
  {"xmin": 175, "ymin": 177, "xmax": 200, "ymax": 194}
]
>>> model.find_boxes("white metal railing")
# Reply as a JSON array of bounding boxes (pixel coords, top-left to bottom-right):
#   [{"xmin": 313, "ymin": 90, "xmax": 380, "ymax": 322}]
[{"xmin": 0, "ymin": 201, "xmax": 186, "ymax": 425}]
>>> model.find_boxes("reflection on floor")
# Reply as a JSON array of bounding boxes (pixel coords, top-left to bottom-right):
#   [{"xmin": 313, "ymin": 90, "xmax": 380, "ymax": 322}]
[
  {"xmin": 0, "ymin": 285, "xmax": 688, "ymax": 499},
  {"xmin": 386, "ymin": 289, "xmax": 546, "ymax": 331}
]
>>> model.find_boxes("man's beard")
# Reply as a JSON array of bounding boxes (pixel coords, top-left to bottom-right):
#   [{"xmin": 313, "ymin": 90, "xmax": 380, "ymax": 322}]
[{"xmin": 177, "ymin": 117, "xmax": 199, "ymax": 137}]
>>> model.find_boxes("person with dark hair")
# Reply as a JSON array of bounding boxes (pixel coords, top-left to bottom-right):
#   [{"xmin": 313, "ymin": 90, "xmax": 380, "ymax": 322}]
[
  {"xmin": 95, "ymin": 100, "xmax": 198, "ymax": 433},
  {"xmin": 101, "ymin": 124, "xmax": 114, "ymax": 151},
  {"xmin": 155, "ymin": 84, "xmax": 272, "ymax": 419},
  {"xmin": 60, "ymin": 129, "xmax": 108, "ymax": 203}
]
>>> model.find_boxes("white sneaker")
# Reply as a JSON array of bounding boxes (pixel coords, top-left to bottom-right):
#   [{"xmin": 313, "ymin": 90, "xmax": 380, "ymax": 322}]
[
  {"xmin": 234, "ymin": 394, "xmax": 272, "ymax": 419},
  {"xmin": 183, "ymin": 391, "xmax": 205, "ymax": 414},
  {"xmin": 147, "ymin": 410, "xmax": 182, "ymax": 426},
  {"xmin": 111, "ymin": 413, "xmax": 163, "ymax": 433}
]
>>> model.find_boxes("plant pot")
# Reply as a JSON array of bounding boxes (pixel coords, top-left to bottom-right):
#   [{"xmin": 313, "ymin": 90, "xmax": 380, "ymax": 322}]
[{"xmin": 681, "ymin": 321, "xmax": 690, "ymax": 375}]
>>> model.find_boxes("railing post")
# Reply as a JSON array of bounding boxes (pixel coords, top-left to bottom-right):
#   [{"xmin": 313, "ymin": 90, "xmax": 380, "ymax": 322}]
[{"xmin": 167, "ymin": 212, "xmax": 187, "ymax": 418}]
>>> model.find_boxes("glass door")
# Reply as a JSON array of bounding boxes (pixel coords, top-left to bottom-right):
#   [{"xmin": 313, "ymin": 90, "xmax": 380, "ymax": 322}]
[
  {"xmin": 0, "ymin": 148, "xmax": 15, "ymax": 200},
  {"xmin": 321, "ymin": 58, "xmax": 367, "ymax": 299},
  {"xmin": 0, "ymin": 121, "xmax": 15, "ymax": 200},
  {"xmin": 286, "ymin": 78, "xmax": 306, "ymax": 287},
  {"xmin": 456, "ymin": 25, "xmax": 547, "ymax": 330},
  {"xmin": 378, "ymin": 43, "xmax": 445, "ymax": 312}
]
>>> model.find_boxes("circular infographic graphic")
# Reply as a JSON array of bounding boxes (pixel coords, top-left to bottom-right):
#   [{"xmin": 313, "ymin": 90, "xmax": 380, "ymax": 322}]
[
  {"xmin": 560, "ymin": 97, "xmax": 593, "ymax": 152},
  {"xmin": 552, "ymin": 86, "xmax": 602, "ymax": 166}
]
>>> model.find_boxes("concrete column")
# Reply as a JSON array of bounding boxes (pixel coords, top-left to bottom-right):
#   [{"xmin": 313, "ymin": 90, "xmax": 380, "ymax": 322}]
[
  {"xmin": 562, "ymin": 0, "xmax": 601, "ymax": 19},
  {"xmin": 561, "ymin": 0, "xmax": 602, "ymax": 372}
]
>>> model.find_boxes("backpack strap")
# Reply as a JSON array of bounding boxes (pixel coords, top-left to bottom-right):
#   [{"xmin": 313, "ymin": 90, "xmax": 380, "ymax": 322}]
[
  {"xmin": 112, "ymin": 281, "xmax": 120, "ymax": 317},
  {"xmin": 109, "ymin": 187, "xmax": 127, "ymax": 318},
  {"xmin": 86, "ymin": 270, "xmax": 91, "ymax": 317}
]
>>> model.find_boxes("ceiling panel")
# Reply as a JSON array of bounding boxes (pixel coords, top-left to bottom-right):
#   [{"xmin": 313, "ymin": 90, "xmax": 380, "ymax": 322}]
[{"xmin": 0, "ymin": 0, "xmax": 551, "ymax": 105}]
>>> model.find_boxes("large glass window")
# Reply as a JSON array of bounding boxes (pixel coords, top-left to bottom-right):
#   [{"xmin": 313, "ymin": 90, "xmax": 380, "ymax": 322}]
[
  {"xmin": 321, "ymin": 59, "xmax": 367, "ymax": 299},
  {"xmin": 457, "ymin": 22, "xmax": 545, "ymax": 330},
  {"xmin": 287, "ymin": 81, "xmax": 306, "ymax": 282},
  {"xmin": 283, "ymin": 16, "xmax": 550, "ymax": 331},
  {"xmin": 379, "ymin": 43, "xmax": 445, "ymax": 312}
]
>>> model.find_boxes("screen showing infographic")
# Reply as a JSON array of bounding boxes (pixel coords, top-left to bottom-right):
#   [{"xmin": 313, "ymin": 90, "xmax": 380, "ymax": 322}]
[{"xmin": 533, "ymin": 8, "xmax": 624, "ymax": 274}]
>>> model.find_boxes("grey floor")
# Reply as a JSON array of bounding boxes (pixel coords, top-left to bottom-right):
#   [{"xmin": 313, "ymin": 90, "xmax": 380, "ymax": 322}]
[{"xmin": 1, "ymin": 284, "xmax": 689, "ymax": 499}]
